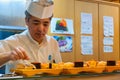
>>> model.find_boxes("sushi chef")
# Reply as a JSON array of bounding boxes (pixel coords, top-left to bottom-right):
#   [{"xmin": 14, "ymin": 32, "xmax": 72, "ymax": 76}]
[{"xmin": 0, "ymin": 0, "xmax": 62, "ymax": 73}]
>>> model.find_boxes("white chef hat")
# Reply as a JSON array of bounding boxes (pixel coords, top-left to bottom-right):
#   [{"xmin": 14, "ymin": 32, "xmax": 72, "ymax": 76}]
[{"xmin": 27, "ymin": 0, "xmax": 54, "ymax": 19}]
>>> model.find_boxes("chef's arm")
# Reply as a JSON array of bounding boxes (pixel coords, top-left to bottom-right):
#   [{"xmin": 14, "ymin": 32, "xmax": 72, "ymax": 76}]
[
  {"xmin": 0, "ymin": 52, "xmax": 11, "ymax": 66},
  {"xmin": 0, "ymin": 47, "xmax": 29, "ymax": 66}
]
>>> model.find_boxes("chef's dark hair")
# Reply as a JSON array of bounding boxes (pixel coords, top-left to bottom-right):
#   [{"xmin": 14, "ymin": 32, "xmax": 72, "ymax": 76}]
[{"xmin": 25, "ymin": 10, "xmax": 31, "ymax": 21}]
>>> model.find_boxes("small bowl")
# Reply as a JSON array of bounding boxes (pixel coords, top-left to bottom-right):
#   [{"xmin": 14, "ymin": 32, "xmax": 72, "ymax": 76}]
[
  {"xmin": 31, "ymin": 62, "xmax": 41, "ymax": 69},
  {"xmin": 107, "ymin": 61, "xmax": 116, "ymax": 66},
  {"xmin": 74, "ymin": 62, "xmax": 83, "ymax": 67}
]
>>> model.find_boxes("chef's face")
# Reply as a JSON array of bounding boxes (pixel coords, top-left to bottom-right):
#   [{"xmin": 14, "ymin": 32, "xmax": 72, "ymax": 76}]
[{"xmin": 25, "ymin": 16, "xmax": 51, "ymax": 44}]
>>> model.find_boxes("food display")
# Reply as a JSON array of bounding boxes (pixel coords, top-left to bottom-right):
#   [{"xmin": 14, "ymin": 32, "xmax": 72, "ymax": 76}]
[
  {"xmin": 10, "ymin": 60, "xmax": 120, "ymax": 77},
  {"xmin": 14, "ymin": 63, "xmax": 36, "ymax": 70},
  {"xmin": 97, "ymin": 61, "xmax": 107, "ymax": 66},
  {"xmin": 105, "ymin": 60, "xmax": 120, "ymax": 72},
  {"xmin": 12, "ymin": 63, "xmax": 63, "ymax": 77}
]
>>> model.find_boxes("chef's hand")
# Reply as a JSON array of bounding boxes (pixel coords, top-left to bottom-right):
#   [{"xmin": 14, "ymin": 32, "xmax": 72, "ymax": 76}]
[{"xmin": 9, "ymin": 47, "xmax": 29, "ymax": 61}]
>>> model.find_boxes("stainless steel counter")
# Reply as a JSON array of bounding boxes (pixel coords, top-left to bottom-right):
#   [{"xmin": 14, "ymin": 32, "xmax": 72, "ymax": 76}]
[{"xmin": 1, "ymin": 72, "xmax": 120, "ymax": 80}]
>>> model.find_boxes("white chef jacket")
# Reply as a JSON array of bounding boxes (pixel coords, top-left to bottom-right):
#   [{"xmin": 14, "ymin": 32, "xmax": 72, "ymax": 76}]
[{"xmin": 0, "ymin": 29, "xmax": 62, "ymax": 73}]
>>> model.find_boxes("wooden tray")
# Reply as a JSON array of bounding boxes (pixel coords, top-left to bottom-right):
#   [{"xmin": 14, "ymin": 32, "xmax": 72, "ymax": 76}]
[
  {"xmin": 63, "ymin": 66, "xmax": 105, "ymax": 74},
  {"xmin": 105, "ymin": 66, "xmax": 120, "ymax": 72},
  {"xmin": 14, "ymin": 68, "xmax": 63, "ymax": 77}
]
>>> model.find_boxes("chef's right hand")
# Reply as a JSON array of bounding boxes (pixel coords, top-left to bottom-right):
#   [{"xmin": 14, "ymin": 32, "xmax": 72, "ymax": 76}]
[{"xmin": 9, "ymin": 47, "xmax": 29, "ymax": 61}]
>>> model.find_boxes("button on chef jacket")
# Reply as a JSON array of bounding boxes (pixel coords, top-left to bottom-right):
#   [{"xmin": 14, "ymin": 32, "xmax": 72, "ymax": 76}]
[{"xmin": 0, "ymin": 29, "xmax": 62, "ymax": 73}]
